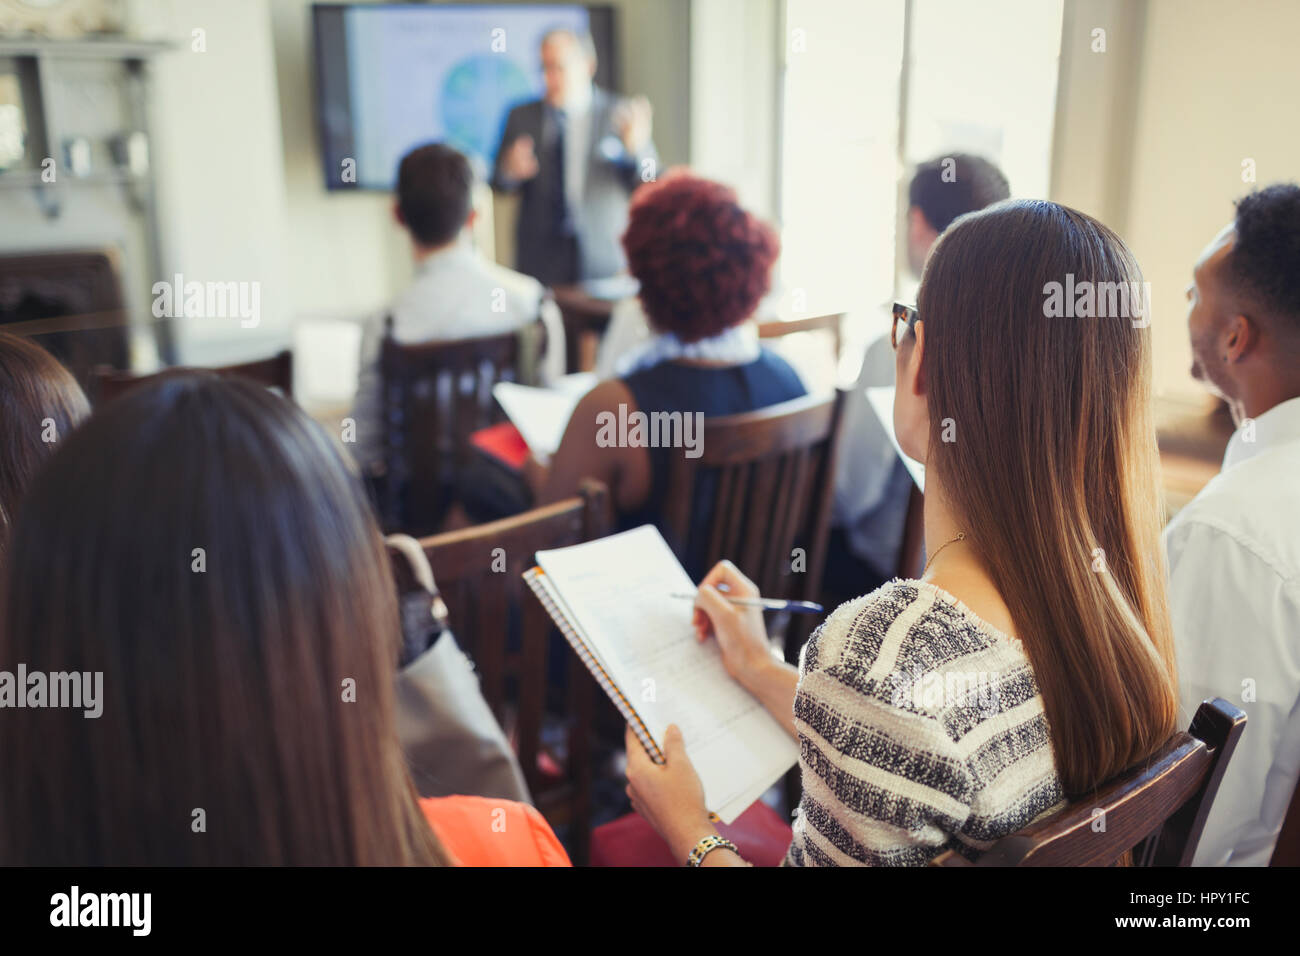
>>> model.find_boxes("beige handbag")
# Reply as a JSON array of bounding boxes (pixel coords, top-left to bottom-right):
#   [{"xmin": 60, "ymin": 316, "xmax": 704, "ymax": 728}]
[{"xmin": 387, "ymin": 534, "xmax": 531, "ymax": 804}]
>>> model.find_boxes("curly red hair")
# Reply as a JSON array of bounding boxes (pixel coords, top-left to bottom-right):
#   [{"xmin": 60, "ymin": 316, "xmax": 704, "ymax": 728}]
[{"xmin": 621, "ymin": 169, "xmax": 779, "ymax": 342}]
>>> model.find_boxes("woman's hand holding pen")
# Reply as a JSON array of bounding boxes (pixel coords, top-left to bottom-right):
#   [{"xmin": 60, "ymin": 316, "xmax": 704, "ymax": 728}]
[
  {"xmin": 693, "ymin": 560, "xmax": 802, "ymax": 741},
  {"xmin": 625, "ymin": 560, "xmax": 805, "ymax": 857},
  {"xmin": 692, "ymin": 560, "xmax": 776, "ymax": 688}
]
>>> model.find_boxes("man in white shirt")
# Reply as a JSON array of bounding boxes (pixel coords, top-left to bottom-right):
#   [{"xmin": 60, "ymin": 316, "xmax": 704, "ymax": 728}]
[
  {"xmin": 351, "ymin": 143, "xmax": 564, "ymax": 471},
  {"xmin": 1166, "ymin": 183, "xmax": 1300, "ymax": 866},
  {"xmin": 827, "ymin": 155, "xmax": 1009, "ymax": 599}
]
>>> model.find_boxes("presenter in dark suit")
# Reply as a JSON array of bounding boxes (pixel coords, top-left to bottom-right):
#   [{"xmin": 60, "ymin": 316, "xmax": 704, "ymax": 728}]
[{"xmin": 491, "ymin": 29, "xmax": 658, "ymax": 286}]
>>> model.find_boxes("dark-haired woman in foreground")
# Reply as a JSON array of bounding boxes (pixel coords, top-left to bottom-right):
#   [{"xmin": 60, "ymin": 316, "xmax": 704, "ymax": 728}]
[
  {"xmin": 0, "ymin": 332, "xmax": 89, "ymax": 563},
  {"xmin": 625, "ymin": 200, "xmax": 1180, "ymax": 865},
  {"xmin": 0, "ymin": 374, "xmax": 567, "ymax": 866}
]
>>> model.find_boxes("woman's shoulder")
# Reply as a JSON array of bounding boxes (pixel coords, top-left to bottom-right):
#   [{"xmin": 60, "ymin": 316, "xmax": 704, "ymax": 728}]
[
  {"xmin": 801, "ymin": 578, "xmax": 1027, "ymax": 693},
  {"xmin": 419, "ymin": 795, "xmax": 572, "ymax": 867},
  {"xmin": 753, "ymin": 346, "xmax": 808, "ymax": 396}
]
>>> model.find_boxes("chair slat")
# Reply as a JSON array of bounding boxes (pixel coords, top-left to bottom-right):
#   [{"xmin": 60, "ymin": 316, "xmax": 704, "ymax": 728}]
[
  {"xmin": 930, "ymin": 698, "xmax": 1248, "ymax": 867},
  {"xmin": 663, "ymin": 391, "xmax": 847, "ymax": 657},
  {"xmin": 92, "ymin": 349, "xmax": 294, "ymax": 405},
  {"xmin": 410, "ymin": 480, "xmax": 610, "ymax": 864},
  {"xmin": 379, "ymin": 320, "xmax": 543, "ymax": 535}
]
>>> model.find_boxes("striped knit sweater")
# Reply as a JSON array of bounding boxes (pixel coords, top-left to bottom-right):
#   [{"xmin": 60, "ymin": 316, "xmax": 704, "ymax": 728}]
[{"xmin": 784, "ymin": 579, "xmax": 1067, "ymax": 866}]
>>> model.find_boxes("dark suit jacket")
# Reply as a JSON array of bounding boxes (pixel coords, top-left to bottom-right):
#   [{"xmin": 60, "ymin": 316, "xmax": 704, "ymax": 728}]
[{"xmin": 491, "ymin": 87, "xmax": 658, "ymax": 285}]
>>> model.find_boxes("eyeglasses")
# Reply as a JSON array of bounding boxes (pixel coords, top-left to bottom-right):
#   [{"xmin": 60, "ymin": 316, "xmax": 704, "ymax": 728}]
[{"xmin": 891, "ymin": 302, "xmax": 920, "ymax": 350}]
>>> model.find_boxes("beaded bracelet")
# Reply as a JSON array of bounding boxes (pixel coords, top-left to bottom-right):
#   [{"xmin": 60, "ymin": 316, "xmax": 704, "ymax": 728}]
[{"xmin": 687, "ymin": 834, "xmax": 740, "ymax": 867}]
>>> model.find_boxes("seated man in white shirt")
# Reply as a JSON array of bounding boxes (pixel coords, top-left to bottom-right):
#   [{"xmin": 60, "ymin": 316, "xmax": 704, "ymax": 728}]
[
  {"xmin": 350, "ymin": 143, "xmax": 564, "ymax": 472},
  {"xmin": 826, "ymin": 154, "xmax": 1009, "ymax": 602},
  {"xmin": 1167, "ymin": 183, "xmax": 1300, "ymax": 865}
]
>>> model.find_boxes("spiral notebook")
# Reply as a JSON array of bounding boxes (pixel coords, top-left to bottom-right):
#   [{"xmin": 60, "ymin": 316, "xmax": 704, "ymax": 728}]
[{"xmin": 523, "ymin": 525, "xmax": 798, "ymax": 824}]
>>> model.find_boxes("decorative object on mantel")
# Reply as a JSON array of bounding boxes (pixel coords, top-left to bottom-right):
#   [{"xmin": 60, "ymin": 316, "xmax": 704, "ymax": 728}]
[
  {"xmin": 0, "ymin": 0, "xmax": 125, "ymax": 39},
  {"xmin": 0, "ymin": 73, "xmax": 24, "ymax": 170},
  {"xmin": 109, "ymin": 128, "xmax": 146, "ymax": 176},
  {"xmin": 63, "ymin": 133, "xmax": 90, "ymax": 176}
]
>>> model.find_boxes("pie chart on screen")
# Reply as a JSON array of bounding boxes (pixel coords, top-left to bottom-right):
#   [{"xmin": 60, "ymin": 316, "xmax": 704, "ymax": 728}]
[{"xmin": 440, "ymin": 54, "xmax": 534, "ymax": 167}]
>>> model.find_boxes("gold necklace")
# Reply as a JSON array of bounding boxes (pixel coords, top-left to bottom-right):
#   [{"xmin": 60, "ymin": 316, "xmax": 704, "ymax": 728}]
[{"xmin": 922, "ymin": 532, "xmax": 967, "ymax": 575}]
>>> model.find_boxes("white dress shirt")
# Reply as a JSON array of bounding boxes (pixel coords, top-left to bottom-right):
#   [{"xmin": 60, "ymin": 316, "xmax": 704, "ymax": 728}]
[
  {"xmin": 831, "ymin": 329, "xmax": 914, "ymax": 577},
  {"xmin": 350, "ymin": 240, "xmax": 565, "ymax": 468},
  {"xmin": 1164, "ymin": 394, "xmax": 1300, "ymax": 866}
]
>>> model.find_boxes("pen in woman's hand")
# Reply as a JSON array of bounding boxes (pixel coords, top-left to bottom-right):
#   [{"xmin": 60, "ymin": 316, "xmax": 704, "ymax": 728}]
[{"xmin": 669, "ymin": 590, "xmax": 823, "ymax": 614}]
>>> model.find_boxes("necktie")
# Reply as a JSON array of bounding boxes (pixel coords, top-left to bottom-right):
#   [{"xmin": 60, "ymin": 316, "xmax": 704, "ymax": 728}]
[{"xmin": 552, "ymin": 107, "xmax": 575, "ymax": 238}]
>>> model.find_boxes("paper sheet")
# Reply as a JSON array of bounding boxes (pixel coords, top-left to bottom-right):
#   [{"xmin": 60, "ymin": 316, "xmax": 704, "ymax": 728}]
[{"xmin": 492, "ymin": 373, "xmax": 597, "ymax": 458}]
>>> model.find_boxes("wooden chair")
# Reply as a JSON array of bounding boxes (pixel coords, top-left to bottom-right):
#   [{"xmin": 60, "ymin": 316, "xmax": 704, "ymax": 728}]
[
  {"xmin": 550, "ymin": 285, "xmax": 615, "ymax": 373},
  {"xmin": 757, "ymin": 312, "xmax": 846, "ymax": 363},
  {"xmin": 932, "ymin": 698, "xmax": 1247, "ymax": 866},
  {"xmin": 378, "ymin": 319, "xmax": 543, "ymax": 535},
  {"xmin": 92, "ymin": 349, "xmax": 293, "ymax": 405},
  {"xmin": 1269, "ymin": 771, "xmax": 1300, "ymax": 866},
  {"xmin": 413, "ymin": 480, "xmax": 610, "ymax": 864},
  {"xmin": 660, "ymin": 390, "xmax": 847, "ymax": 662}
]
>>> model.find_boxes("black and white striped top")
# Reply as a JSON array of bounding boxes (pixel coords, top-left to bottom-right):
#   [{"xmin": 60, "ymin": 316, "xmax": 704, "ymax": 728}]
[{"xmin": 784, "ymin": 579, "xmax": 1067, "ymax": 866}]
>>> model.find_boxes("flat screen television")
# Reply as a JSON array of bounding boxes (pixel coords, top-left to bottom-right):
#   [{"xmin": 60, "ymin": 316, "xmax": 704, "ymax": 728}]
[{"xmin": 312, "ymin": 3, "xmax": 618, "ymax": 191}]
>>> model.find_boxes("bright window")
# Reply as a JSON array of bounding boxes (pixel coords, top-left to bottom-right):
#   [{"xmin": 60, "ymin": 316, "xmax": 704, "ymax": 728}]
[{"xmin": 779, "ymin": 0, "xmax": 1064, "ymax": 349}]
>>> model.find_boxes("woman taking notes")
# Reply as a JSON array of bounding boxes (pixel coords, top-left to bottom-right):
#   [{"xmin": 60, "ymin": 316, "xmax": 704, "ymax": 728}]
[{"xmin": 625, "ymin": 200, "xmax": 1180, "ymax": 866}]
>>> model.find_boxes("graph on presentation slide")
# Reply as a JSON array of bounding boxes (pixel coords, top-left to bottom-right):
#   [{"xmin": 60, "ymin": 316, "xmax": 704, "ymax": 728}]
[{"xmin": 345, "ymin": 5, "xmax": 589, "ymax": 189}]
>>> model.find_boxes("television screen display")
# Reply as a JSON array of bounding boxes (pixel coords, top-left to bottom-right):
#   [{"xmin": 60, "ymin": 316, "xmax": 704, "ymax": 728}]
[{"xmin": 313, "ymin": 3, "xmax": 617, "ymax": 191}]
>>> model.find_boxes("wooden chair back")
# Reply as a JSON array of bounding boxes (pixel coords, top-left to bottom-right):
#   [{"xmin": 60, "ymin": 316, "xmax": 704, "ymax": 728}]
[
  {"xmin": 757, "ymin": 312, "xmax": 846, "ymax": 363},
  {"xmin": 551, "ymin": 285, "xmax": 614, "ymax": 373},
  {"xmin": 660, "ymin": 390, "xmax": 847, "ymax": 660},
  {"xmin": 92, "ymin": 349, "xmax": 293, "ymax": 405},
  {"xmin": 413, "ymin": 480, "xmax": 609, "ymax": 863},
  {"xmin": 379, "ymin": 320, "xmax": 541, "ymax": 534},
  {"xmin": 932, "ymin": 698, "xmax": 1247, "ymax": 866}
]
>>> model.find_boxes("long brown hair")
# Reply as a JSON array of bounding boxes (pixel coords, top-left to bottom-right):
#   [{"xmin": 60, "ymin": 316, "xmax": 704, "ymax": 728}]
[
  {"xmin": 0, "ymin": 373, "xmax": 450, "ymax": 865},
  {"xmin": 917, "ymin": 200, "xmax": 1178, "ymax": 797},
  {"xmin": 0, "ymin": 333, "xmax": 89, "ymax": 561}
]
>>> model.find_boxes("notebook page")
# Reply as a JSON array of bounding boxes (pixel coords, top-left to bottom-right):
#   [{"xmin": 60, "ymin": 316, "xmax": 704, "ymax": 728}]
[{"xmin": 536, "ymin": 525, "xmax": 798, "ymax": 823}]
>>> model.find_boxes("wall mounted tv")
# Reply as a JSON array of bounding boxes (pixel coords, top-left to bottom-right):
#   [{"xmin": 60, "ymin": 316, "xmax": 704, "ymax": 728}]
[{"xmin": 313, "ymin": 3, "xmax": 618, "ymax": 191}]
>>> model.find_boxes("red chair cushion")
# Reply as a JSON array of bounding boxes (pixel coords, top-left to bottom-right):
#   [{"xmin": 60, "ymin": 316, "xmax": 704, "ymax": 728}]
[{"xmin": 590, "ymin": 800, "xmax": 793, "ymax": 867}]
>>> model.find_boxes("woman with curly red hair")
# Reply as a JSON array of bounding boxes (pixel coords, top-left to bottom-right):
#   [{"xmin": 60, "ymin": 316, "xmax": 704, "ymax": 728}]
[{"xmin": 537, "ymin": 169, "xmax": 805, "ymax": 577}]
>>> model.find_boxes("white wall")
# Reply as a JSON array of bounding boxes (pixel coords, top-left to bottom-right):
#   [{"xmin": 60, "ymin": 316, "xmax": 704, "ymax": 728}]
[
  {"xmin": 1053, "ymin": 0, "xmax": 1300, "ymax": 404},
  {"xmin": 148, "ymin": 0, "xmax": 292, "ymax": 365},
  {"xmin": 1123, "ymin": 0, "xmax": 1300, "ymax": 403},
  {"xmin": 690, "ymin": 0, "xmax": 780, "ymax": 219},
  {"xmin": 1050, "ymin": 0, "xmax": 1145, "ymax": 233},
  {"xmin": 269, "ymin": 0, "xmax": 409, "ymax": 327}
]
